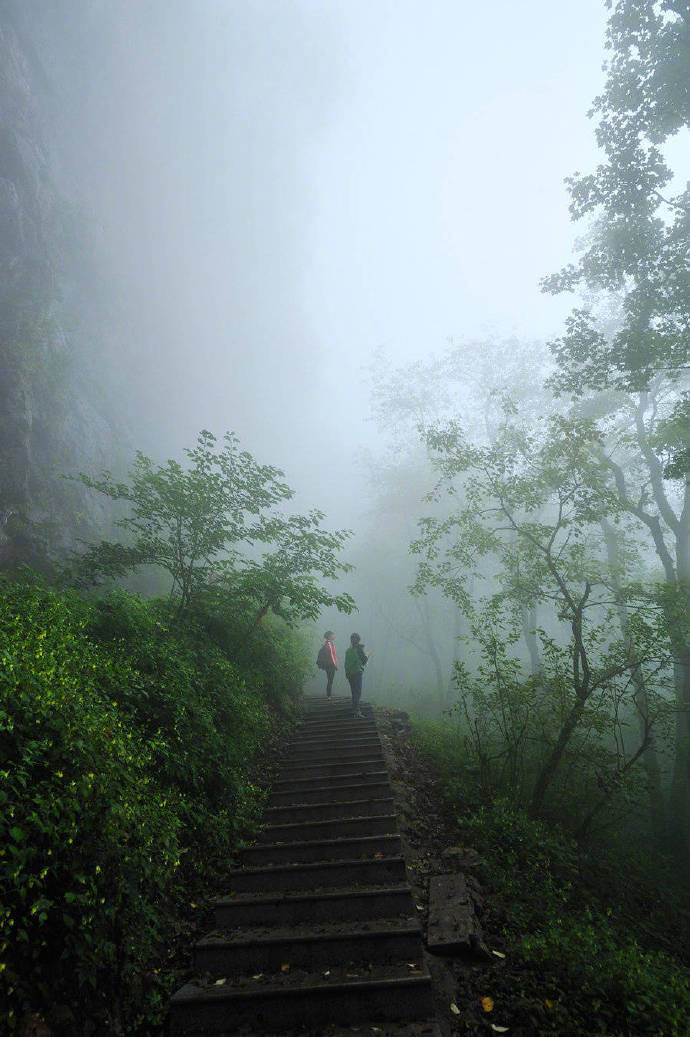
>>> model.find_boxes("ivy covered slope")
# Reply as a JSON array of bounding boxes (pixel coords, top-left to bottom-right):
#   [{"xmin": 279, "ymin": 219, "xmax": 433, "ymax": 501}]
[{"xmin": 0, "ymin": 430, "xmax": 354, "ymax": 1034}]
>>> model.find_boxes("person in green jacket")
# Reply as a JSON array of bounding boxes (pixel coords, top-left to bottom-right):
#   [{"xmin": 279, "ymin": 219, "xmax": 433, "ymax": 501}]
[{"xmin": 344, "ymin": 632, "xmax": 370, "ymax": 718}]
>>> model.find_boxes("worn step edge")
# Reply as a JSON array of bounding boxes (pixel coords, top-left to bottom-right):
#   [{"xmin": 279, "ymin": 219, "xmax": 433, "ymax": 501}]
[
  {"xmin": 241, "ymin": 832, "xmax": 401, "ymax": 866},
  {"xmin": 169, "ymin": 971, "xmax": 434, "ymax": 1034},
  {"xmin": 215, "ymin": 887, "xmax": 415, "ymax": 926},
  {"xmin": 194, "ymin": 921, "xmax": 423, "ymax": 972},
  {"xmin": 273, "ymin": 770, "xmax": 388, "ymax": 789},
  {"xmin": 217, "ymin": 882, "xmax": 414, "ymax": 910},
  {"xmin": 293, "ymin": 722, "xmax": 380, "ymax": 734},
  {"xmin": 290, "ymin": 733, "xmax": 381, "ymax": 747},
  {"xmin": 286, "ymin": 748, "xmax": 383, "ymax": 762},
  {"xmin": 258, "ymin": 813, "xmax": 398, "ymax": 842},
  {"xmin": 277, "ymin": 762, "xmax": 386, "ymax": 780},
  {"xmin": 287, "ymin": 750, "xmax": 383, "ymax": 764},
  {"xmin": 295, "ymin": 716, "xmax": 376, "ymax": 729},
  {"xmin": 225, "ymin": 859, "xmax": 410, "ymax": 898},
  {"xmin": 264, "ymin": 796, "xmax": 395, "ymax": 821},
  {"xmin": 268, "ymin": 781, "xmax": 392, "ymax": 805}
]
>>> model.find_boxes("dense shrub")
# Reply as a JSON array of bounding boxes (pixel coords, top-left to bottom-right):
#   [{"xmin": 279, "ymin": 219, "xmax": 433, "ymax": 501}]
[
  {"xmin": 414, "ymin": 718, "xmax": 690, "ymax": 1036},
  {"xmin": 0, "ymin": 578, "xmax": 307, "ymax": 1033}
]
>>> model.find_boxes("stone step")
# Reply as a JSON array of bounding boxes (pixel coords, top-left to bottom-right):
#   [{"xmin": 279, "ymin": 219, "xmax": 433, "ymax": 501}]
[
  {"xmin": 277, "ymin": 759, "xmax": 385, "ymax": 780},
  {"xmin": 195, "ymin": 919, "xmax": 424, "ymax": 973},
  {"xmin": 269, "ymin": 778, "xmax": 392, "ymax": 806},
  {"xmin": 288, "ymin": 745, "xmax": 382, "ymax": 763},
  {"xmin": 241, "ymin": 832, "xmax": 401, "ymax": 867},
  {"xmin": 226, "ymin": 856, "xmax": 409, "ymax": 897},
  {"xmin": 257, "ymin": 812, "xmax": 398, "ymax": 844},
  {"xmin": 273, "ymin": 770, "xmax": 388, "ymax": 793},
  {"xmin": 169, "ymin": 967, "xmax": 434, "ymax": 1034},
  {"xmin": 290, "ymin": 730, "xmax": 381, "ymax": 747},
  {"xmin": 294, "ymin": 720, "xmax": 377, "ymax": 737},
  {"xmin": 264, "ymin": 796, "xmax": 395, "ymax": 825},
  {"xmin": 297, "ymin": 712, "xmax": 374, "ymax": 727},
  {"xmin": 284, "ymin": 746, "xmax": 379, "ymax": 763},
  {"xmin": 167, "ymin": 697, "xmax": 439, "ymax": 1035},
  {"xmin": 215, "ymin": 884, "xmax": 416, "ymax": 928}
]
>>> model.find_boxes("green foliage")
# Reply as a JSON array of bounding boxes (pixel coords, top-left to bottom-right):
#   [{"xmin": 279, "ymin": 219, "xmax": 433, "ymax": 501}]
[
  {"xmin": 415, "ymin": 720, "xmax": 690, "ymax": 1036},
  {"xmin": 0, "ymin": 577, "xmax": 303, "ymax": 1033},
  {"xmin": 542, "ymin": 0, "xmax": 690, "ymax": 392},
  {"xmin": 71, "ymin": 430, "xmax": 355, "ymax": 623},
  {"xmin": 412, "ymin": 412, "xmax": 672, "ymax": 822}
]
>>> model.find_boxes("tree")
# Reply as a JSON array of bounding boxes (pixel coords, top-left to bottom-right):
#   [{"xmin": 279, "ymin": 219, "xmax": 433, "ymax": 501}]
[
  {"xmin": 411, "ymin": 411, "xmax": 672, "ymax": 827},
  {"xmin": 71, "ymin": 430, "xmax": 354, "ymax": 623},
  {"xmin": 541, "ymin": 0, "xmax": 690, "ymax": 843}
]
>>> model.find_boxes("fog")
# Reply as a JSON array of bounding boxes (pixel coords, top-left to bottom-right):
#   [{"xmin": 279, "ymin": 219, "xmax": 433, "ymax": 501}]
[
  {"xmin": 24, "ymin": 0, "xmax": 609, "ymax": 526},
  {"xmin": 13, "ymin": 0, "xmax": 690, "ymax": 716}
]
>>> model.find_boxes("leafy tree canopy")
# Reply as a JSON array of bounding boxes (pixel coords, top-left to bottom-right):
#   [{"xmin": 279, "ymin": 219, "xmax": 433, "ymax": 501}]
[
  {"xmin": 542, "ymin": 0, "xmax": 690, "ymax": 392},
  {"xmin": 70, "ymin": 430, "xmax": 355, "ymax": 623}
]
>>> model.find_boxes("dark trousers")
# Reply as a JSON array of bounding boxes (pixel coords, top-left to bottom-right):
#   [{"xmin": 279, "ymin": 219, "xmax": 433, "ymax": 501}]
[
  {"xmin": 347, "ymin": 671, "xmax": 362, "ymax": 711},
  {"xmin": 325, "ymin": 664, "xmax": 336, "ymax": 698}
]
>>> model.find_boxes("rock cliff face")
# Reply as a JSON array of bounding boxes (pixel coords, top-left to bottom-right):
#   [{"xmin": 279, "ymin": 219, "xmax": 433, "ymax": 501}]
[{"xmin": 0, "ymin": 8, "xmax": 120, "ymax": 567}]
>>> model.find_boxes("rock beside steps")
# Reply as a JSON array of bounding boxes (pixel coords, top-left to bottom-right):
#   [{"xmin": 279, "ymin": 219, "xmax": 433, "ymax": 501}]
[{"xmin": 168, "ymin": 697, "xmax": 440, "ymax": 1036}]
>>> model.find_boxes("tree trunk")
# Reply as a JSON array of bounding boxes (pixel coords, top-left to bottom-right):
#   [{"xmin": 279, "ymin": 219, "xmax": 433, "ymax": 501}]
[
  {"xmin": 670, "ymin": 647, "xmax": 690, "ymax": 850},
  {"xmin": 530, "ymin": 695, "xmax": 586, "ymax": 815},
  {"xmin": 521, "ymin": 601, "xmax": 541, "ymax": 678},
  {"xmin": 601, "ymin": 519, "xmax": 666, "ymax": 839}
]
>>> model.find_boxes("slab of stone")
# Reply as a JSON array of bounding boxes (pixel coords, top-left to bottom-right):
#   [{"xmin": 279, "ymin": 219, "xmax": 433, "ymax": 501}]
[{"xmin": 426, "ymin": 872, "xmax": 481, "ymax": 955}]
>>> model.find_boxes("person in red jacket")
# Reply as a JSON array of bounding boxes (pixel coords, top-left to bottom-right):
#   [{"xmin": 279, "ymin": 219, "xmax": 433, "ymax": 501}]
[{"xmin": 319, "ymin": 630, "xmax": 338, "ymax": 701}]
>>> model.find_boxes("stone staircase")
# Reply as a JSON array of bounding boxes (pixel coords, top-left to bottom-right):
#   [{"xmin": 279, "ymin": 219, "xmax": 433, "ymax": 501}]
[{"xmin": 168, "ymin": 696, "xmax": 440, "ymax": 1036}]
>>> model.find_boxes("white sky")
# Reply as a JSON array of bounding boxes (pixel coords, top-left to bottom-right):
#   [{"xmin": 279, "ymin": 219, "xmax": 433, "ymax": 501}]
[{"xmin": 54, "ymin": 0, "xmax": 613, "ymax": 525}]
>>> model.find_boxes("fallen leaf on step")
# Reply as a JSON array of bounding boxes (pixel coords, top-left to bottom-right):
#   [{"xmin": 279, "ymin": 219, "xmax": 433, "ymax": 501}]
[
  {"xmin": 214, "ymin": 978, "xmax": 226, "ymax": 986},
  {"xmin": 281, "ymin": 964, "xmax": 290, "ymax": 972},
  {"xmin": 491, "ymin": 1027, "xmax": 509, "ymax": 1033},
  {"xmin": 450, "ymin": 1003, "xmax": 461, "ymax": 1015},
  {"xmin": 491, "ymin": 950, "xmax": 506, "ymax": 958},
  {"xmin": 251, "ymin": 974, "xmax": 263, "ymax": 980},
  {"xmin": 322, "ymin": 970, "xmax": 330, "ymax": 977}
]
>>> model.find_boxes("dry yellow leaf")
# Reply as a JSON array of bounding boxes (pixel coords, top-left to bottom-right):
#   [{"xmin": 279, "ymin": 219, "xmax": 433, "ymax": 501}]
[
  {"xmin": 481, "ymin": 996, "xmax": 495, "ymax": 1013},
  {"xmin": 449, "ymin": 1002, "xmax": 461, "ymax": 1015},
  {"xmin": 545, "ymin": 999, "xmax": 553, "ymax": 1009},
  {"xmin": 281, "ymin": 964, "xmax": 290, "ymax": 972}
]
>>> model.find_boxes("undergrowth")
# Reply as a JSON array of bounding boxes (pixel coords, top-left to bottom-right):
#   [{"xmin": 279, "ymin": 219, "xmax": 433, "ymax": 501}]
[
  {"xmin": 414, "ymin": 718, "xmax": 690, "ymax": 1037},
  {"xmin": 0, "ymin": 576, "xmax": 307, "ymax": 1035}
]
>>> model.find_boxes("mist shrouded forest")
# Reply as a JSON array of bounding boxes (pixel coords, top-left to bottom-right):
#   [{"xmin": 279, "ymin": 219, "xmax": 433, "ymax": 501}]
[{"xmin": 1, "ymin": 1, "xmax": 690, "ymax": 1034}]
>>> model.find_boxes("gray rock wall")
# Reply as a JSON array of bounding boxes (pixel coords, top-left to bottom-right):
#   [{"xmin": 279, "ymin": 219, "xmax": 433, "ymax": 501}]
[{"xmin": 0, "ymin": 8, "xmax": 122, "ymax": 568}]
